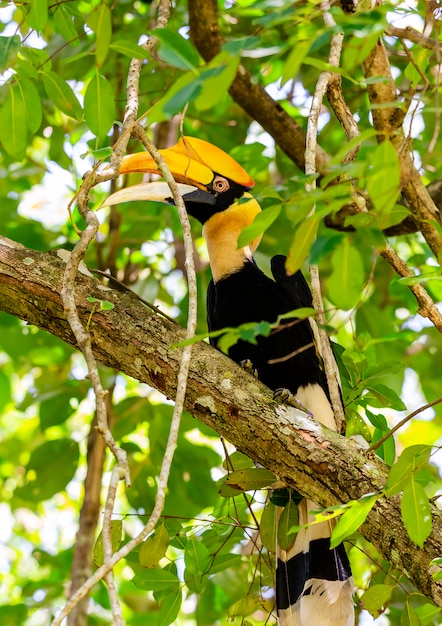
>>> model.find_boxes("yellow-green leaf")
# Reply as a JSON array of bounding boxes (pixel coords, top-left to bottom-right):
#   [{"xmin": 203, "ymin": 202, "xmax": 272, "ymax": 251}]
[
  {"xmin": 385, "ymin": 445, "xmax": 431, "ymax": 497},
  {"xmin": 225, "ymin": 468, "xmax": 277, "ymax": 492},
  {"xmin": 278, "ymin": 497, "xmax": 299, "ymax": 551},
  {"xmin": 41, "ymin": 70, "xmax": 83, "ymax": 120},
  {"xmin": 360, "ymin": 583, "xmax": 394, "ymax": 617},
  {"xmin": 132, "ymin": 568, "xmax": 180, "ymax": 591},
  {"xmin": 260, "ymin": 502, "xmax": 277, "ymax": 551},
  {"xmin": 26, "ymin": 0, "xmax": 48, "ymax": 31},
  {"xmin": 110, "ymin": 39, "xmax": 150, "ymax": 60},
  {"xmin": 87, "ymin": 4, "xmax": 112, "ymax": 66},
  {"xmin": 0, "ymin": 84, "xmax": 27, "ymax": 160},
  {"xmin": 330, "ymin": 493, "xmax": 378, "ymax": 548},
  {"xmin": 237, "ymin": 204, "xmax": 281, "ymax": 248},
  {"xmin": 92, "ymin": 520, "xmax": 123, "ymax": 567},
  {"xmin": 84, "ymin": 71, "xmax": 115, "ymax": 137},
  {"xmin": 16, "ymin": 77, "xmax": 42, "ymax": 133},
  {"xmin": 327, "ymin": 238, "xmax": 364, "ymax": 311},
  {"xmin": 401, "ymin": 600, "xmax": 421, "ymax": 626},
  {"xmin": 139, "ymin": 524, "xmax": 169, "ymax": 568},
  {"xmin": 401, "ymin": 478, "xmax": 432, "ymax": 548},
  {"xmin": 286, "ymin": 216, "xmax": 319, "ymax": 274},
  {"xmin": 184, "ymin": 538, "xmax": 211, "ymax": 576}
]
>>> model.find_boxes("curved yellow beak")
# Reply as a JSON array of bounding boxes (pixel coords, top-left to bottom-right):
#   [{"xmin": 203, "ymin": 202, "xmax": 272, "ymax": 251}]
[{"xmin": 119, "ymin": 136, "xmax": 255, "ymax": 190}]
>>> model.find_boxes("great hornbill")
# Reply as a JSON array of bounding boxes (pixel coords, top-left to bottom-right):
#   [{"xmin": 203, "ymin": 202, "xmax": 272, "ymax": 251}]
[{"xmin": 102, "ymin": 136, "xmax": 354, "ymax": 626}]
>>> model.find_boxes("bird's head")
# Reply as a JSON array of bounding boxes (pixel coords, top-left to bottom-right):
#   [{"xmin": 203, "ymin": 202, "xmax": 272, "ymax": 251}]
[
  {"xmin": 102, "ymin": 137, "xmax": 262, "ymax": 280},
  {"xmin": 102, "ymin": 137, "xmax": 262, "ymax": 261}
]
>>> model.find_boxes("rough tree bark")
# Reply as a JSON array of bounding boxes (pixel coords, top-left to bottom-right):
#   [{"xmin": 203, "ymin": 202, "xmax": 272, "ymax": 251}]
[{"xmin": 1, "ymin": 234, "xmax": 442, "ymax": 608}]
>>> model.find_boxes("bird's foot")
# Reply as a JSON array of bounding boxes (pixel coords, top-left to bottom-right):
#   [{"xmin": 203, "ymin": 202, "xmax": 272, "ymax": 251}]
[
  {"xmin": 240, "ymin": 359, "xmax": 259, "ymax": 378},
  {"xmin": 274, "ymin": 388, "xmax": 313, "ymax": 417}
]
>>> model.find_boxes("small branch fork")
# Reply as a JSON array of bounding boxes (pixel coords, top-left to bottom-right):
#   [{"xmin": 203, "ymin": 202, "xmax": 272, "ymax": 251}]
[{"xmin": 56, "ymin": 0, "xmax": 200, "ymax": 623}]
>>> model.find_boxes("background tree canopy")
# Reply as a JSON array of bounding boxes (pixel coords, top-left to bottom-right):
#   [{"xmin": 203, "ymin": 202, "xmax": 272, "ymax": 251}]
[{"xmin": 1, "ymin": 1, "xmax": 442, "ymax": 625}]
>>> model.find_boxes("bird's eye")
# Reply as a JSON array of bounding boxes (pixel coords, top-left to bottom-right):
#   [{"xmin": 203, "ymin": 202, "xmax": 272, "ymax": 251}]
[{"xmin": 212, "ymin": 176, "xmax": 230, "ymax": 193}]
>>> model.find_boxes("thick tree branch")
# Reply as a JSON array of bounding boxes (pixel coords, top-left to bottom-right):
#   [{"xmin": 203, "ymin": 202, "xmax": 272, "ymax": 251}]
[{"xmin": 1, "ymin": 235, "xmax": 442, "ymax": 607}]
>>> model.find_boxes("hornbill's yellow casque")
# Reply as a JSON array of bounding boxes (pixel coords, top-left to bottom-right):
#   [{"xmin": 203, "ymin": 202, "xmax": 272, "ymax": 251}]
[{"xmin": 102, "ymin": 137, "xmax": 354, "ymax": 626}]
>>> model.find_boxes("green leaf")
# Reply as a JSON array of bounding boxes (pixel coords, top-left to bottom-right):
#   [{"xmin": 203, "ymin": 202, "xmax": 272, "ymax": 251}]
[
  {"xmin": 223, "ymin": 451, "xmax": 254, "ymax": 470},
  {"xmin": 364, "ymin": 383, "xmax": 407, "ymax": 410},
  {"xmin": 153, "ymin": 29, "xmax": 201, "ymax": 71},
  {"xmin": 15, "ymin": 439, "xmax": 80, "ymax": 502},
  {"xmin": 158, "ymin": 587, "xmax": 182, "ymax": 626},
  {"xmin": 237, "ymin": 204, "xmax": 281, "ymax": 248},
  {"xmin": 184, "ymin": 538, "xmax": 211, "ymax": 576},
  {"xmin": 195, "ymin": 53, "xmax": 240, "ymax": 111},
  {"xmin": 278, "ymin": 497, "xmax": 299, "ymax": 551},
  {"xmin": 139, "ymin": 524, "xmax": 169, "ymax": 568},
  {"xmin": 87, "ymin": 4, "xmax": 112, "ymax": 66},
  {"xmin": 26, "ymin": 0, "xmax": 48, "ymax": 31},
  {"xmin": 0, "ymin": 368, "xmax": 11, "ymax": 412},
  {"xmin": 260, "ymin": 502, "xmax": 277, "ymax": 551},
  {"xmin": 53, "ymin": 5, "xmax": 78, "ymax": 43},
  {"xmin": 405, "ymin": 48, "xmax": 430, "ymax": 87},
  {"xmin": 16, "ymin": 77, "xmax": 42, "ymax": 133},
  {"xmin": 401, "ymin": 601, "xmax": 421, "ymax": 626},
  {"xmin": 132, "ymin": 568, "xmax": 180, "ymax": 591},
  {"xmin": 286, "ymin": 216, "xmax": 319, "ymax": 274},
  {"xmin": 84, "ymin": 71, "xmax": 115, "ymax": 137},
  {"xmin": 330, "ymin": 493, "xmax": 378, "ymax": 548},
  {"xmin": 163, "ymin": 79, "xmax": 202, "ymax": 118},
  {"xmin": 92, "ymin": 520, "xmax": 123, "ymax": 567},
  {"xmin": 328, "ymin": 239, "xmax": 364, "ymax": 311},
  {"xmin": 366, "ymin": 141, "xmax": 400, "ymax": 217},
  {"xmin": 0, "ymin": 84, "xmax": 27, "ymax": 160},
  {"xmin": 401, "ymin": 479, "xmax": 432, "ymax": 548},
  {"xmin": 360, "ymin": 583, "xmax": 394, "ymax": 617},
  {"xmin": 225, "ymin": 468, "xmax": 277, "ymax": 492},
  {"xmin": 385, "ymin": 445, "xmax": 431, "ymax": 497},
  {"xmin": 109, "ymin": 40, "xmax": 150, "ymax": 60},
  {"xmin": 0, "ymin": 35, "xmax": 21, "ymax": 71},
  {"xmin": 281, "ymin": 39, "xmax": 311, "ymax": 85},
  {"xmin": 41, "ymin": 70, "xmax": 83, "ymax": 120}
]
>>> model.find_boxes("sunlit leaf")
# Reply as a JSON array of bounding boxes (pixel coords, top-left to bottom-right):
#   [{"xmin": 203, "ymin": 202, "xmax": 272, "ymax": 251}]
[
  {"xmin": 330, "ymin": 494, "xmax": 378, "ymax": 548},
  {"xmin": 0, "ymin": 84, "xmax": 27, "ymax": 160},
  {"xmin": 84, "ymin": 71, "xmax": 115, "ymax": 137},
  {"xmin": 238, "ymin": 204, "xmax": 281, "ymax": 248},
  {"xmin": 360, "ymin": 583, "xmax": 394, "ymax": 617},
  {"xmin": 260, "ymin": 502, "xmax": 277, "ymax": 551},
  {"xmin": 87, "ymin": 3, "xmax": 112, "ymax": 66},
  {"xmin": 26, "ymin": 0, "xmax": 48, "ymax": 31},
  {"xmin": 158, "ymin": 587, "xmax": 182, "ymax": 626},
  {"xmin": 153, "ymin": 28, "xmax": 201, "ymax": 71},
  {"xmin": 401, "ymin": 601, "xmax": 421, "ymax": 626},
  {"xmin": 385, "ymin": 445, "xmax": 431, "ymax": 497},
  {"xmin": 401, "ymin": 479, "xmax": 432, "ymax": 548},
  {"xmin": 139, "ymin": 524, "xmax": 169, "ymax": 569},
  {"xmin": 132, "ymin": 568, "xmax": 180, "ymax": 591},
  {"xmin": 0, "ymin": 35, "xmax": 21, "ymax": 71},
  {"xmin": 16, "ymin": 77, "xmax": 42, "ymax": 133},
  {"xmin": 184, "ymin": 538, "xmax": 211, "ymax": 576},
  {"xmin": 286, "ymin": 217, "xmax": 319, "ymax": 274},
  {"xmin": 225, "ymin": 468, "xmax": 277, "ymax": 492},
  {"xmin": 278, "ymin": 496, "xmax": 299, "ymax": 550},
  {"xmin": 110, "ymin": 39, "xmax": 150, "ymax": 60},
  {"xmin": 93, "ymin": 520, "xmax": 123, "ymax": 567},
  {"xmin": 328, "ymin": 238, "xmax": 364, "ymax": 311},
  {"xmin": 41, "ymin": 70, "xmax": 83, "ymax": 120}
]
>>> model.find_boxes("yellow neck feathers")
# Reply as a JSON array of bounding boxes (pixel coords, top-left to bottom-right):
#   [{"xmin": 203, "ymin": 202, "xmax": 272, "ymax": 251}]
[{"xmin": 202, "ymin": 194, "xmax": 262, "ymax": 283}]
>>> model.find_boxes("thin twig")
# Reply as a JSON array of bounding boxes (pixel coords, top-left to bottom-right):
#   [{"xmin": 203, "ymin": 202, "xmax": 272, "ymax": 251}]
[
  {"xmin": 371, "ymin": 397, "xmax": 442, "ymax": 452},
  {"xmin": 305, "ymin": 1, "xmax": 347, "ymax": 432}
]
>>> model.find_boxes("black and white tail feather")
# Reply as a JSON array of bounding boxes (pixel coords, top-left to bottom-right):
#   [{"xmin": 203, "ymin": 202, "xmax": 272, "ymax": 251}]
[{"xmin": 275, "ymin": 380, "xmax": 354, "ymax": 626}]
